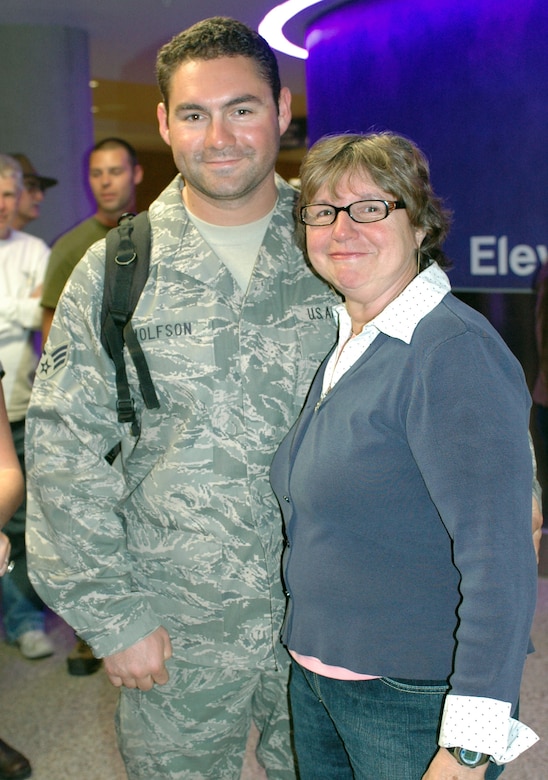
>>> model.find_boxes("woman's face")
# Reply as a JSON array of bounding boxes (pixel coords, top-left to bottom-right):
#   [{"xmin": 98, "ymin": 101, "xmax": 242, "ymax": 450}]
[{"xmin": 305, "ymin": 172, "xmax": 425, "ymax": 314}]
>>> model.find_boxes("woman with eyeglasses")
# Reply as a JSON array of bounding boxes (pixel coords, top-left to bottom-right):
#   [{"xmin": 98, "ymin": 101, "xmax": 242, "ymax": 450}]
[
  {"xmin": 0, "ymin": 363, "xmax": 31, "ymax": 779},
  {"xmin": 270, "ymin": 132, "xmax": 538, "ymax": 779}
]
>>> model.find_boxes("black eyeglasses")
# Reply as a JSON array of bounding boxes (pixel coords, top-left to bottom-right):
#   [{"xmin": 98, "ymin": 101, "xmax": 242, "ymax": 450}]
[{"xmin": 300, "ymin": 199, "xmax": 406, "ymax": 226}]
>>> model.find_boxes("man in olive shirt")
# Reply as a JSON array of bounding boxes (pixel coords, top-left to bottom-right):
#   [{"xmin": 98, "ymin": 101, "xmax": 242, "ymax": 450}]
[
  {"xmin": 41, "ymin": 137, "xmax": 143, "ymax": 342},
  {"xmin": 40, "ymin": 137, "xmax": 142, "ymax": 675}
]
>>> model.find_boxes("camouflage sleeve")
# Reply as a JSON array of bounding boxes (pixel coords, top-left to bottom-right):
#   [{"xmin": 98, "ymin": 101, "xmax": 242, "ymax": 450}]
[{"xmin": 25, "ymin": 243, "xmax": 162, "ymax": 658}]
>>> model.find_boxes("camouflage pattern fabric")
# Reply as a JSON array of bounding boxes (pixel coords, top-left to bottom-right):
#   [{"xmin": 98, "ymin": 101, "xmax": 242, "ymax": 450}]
[
  {"xmin": 117, "ymin": 664, "xmax": 294, "ymax": 778},
  {"xmin": 25, "ymin": 174, "xmax": 338, "ymax": 776}
]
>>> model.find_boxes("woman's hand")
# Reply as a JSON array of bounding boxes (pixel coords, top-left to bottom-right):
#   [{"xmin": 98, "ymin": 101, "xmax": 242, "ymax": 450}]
[
  {"xmin": 532, "ymin": 496, "xmax": 543, "ymax": 564},
  {"xmin": 422, "ymin": 748, "xmax": 488, "ymax": 779}
]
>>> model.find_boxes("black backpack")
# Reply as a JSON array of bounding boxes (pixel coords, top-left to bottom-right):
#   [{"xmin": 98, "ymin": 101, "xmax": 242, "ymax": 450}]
[{"xmin": 101, "ymin": 212, "xmax": 159, "ymax": 438}]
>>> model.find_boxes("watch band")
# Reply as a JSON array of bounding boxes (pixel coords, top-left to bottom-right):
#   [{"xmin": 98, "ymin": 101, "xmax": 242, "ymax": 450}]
[{"xmin": 449, "ymin": 746, "xmax": 491, "ymax": 768}]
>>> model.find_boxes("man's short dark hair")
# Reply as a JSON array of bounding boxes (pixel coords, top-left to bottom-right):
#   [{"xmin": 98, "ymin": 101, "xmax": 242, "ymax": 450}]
[
  {"xmin": 156, "ymin": 17, "xmax": 281, "ymax": 111},
  {"xmin": 91, "ymin": 137, "xmax": 139, "ymax": 168}
]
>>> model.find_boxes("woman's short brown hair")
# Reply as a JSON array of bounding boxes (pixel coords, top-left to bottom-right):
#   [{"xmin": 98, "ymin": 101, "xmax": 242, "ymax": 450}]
[{"xmin": 296, "ymin": 132, "xmax": 452, "ymax": 270}]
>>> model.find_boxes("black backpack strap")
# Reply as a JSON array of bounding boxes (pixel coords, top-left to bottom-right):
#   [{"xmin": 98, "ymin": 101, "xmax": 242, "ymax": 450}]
[{"xmin": 101, "ymin": 211, "xmax": 159, "ymax": 437}]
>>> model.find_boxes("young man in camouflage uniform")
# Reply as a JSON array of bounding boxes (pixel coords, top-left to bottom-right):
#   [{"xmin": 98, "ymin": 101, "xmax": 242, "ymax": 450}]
[{"xmin": 25, "ymin": 17, "xmax": 337, "ymax": 779}]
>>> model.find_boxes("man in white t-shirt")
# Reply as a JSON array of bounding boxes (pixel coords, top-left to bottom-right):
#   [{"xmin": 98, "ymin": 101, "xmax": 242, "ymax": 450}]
[{"xmin": 0, "ymin": 153, "xmax": 52, "ymax": 660}]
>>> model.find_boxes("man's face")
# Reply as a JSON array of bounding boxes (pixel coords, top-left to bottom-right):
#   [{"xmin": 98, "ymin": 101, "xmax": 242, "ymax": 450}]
[
  {"xmin": 157, "ymin": 55, "xmax": 291, "ymax": 211},
  {"xmin": 17, "ymin": 177, "xmax": 45, "ymax": 227},
  {"xmin": 0, "ymin": 175, "xmax": 20, "ymax": 239},
  {"xmin": 88, "ymin": 147, "xmax": 142, "ymax": 216}
]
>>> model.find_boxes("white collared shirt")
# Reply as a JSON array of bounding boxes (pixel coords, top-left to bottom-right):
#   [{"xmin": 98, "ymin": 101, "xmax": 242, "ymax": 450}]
[{"xmin": 322, "ymin": 262, "xmax": 450, "ymax": 396}]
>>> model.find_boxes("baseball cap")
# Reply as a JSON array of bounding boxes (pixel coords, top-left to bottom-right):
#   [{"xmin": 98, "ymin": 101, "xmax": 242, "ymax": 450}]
[{"xmin": 10, "ymin": 153, "xmax": 58, "ymax": 190}]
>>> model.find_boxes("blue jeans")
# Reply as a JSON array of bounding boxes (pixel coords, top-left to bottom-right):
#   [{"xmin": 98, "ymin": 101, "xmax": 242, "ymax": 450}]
[
  {"xmin": 1, "ymin": 420, "xmax": 45, "ymax": 642},
  {"xmin": 289, "ymin": 660, "xmax": 504, "ymax": 780}
]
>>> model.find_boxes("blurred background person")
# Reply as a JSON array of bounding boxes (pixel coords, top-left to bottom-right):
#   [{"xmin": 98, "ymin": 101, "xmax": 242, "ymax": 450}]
[
  {"xmin": 9, "ymin": 154, "xmax": 57, "ymax": 233},
  {"xmin": 533, "ymin": 261, "xmax": 548, "ymax": 516},
  {"xmin": 0, "ymin": 154, "xmax": 51, "ymax": 661},
  {"xmin": 39, "ymin": 137, "xmax": 142, "ymax": 676},
  {"xmin": 41, "ymin": 137, "xmax": 143, "ymax": 343},
  {"xmin": 0, "ymin": 360, "xmax": 32, "ymax": 779}
]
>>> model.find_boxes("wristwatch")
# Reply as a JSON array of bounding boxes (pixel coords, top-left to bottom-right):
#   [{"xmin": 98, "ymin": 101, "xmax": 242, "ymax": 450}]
[{"xmin": 448, "ymin": 747, "xmax": 490, "ymax": 768}]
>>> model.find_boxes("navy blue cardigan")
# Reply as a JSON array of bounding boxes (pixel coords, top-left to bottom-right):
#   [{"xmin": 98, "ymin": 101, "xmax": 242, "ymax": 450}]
[{"xmin": 270, "ymin": 293, "xmax": 537, "ymax": 709}]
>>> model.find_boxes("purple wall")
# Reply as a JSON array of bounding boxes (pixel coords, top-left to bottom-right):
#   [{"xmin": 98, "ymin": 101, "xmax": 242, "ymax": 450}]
[{"xmin": 305, "ymin": 0, "xmax": 547, "ymax": 290}]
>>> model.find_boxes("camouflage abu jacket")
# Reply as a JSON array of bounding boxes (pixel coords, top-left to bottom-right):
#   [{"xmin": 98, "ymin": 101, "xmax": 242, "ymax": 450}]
[{"xmin": 25, "ymin": 175, "xmax": 337, "ymax": 667}]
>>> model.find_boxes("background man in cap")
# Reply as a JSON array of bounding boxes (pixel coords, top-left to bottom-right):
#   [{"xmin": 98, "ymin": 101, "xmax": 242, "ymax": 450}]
[{"xmin": 9, "ymin": 154, "xmax": 57, "ymax": 233}]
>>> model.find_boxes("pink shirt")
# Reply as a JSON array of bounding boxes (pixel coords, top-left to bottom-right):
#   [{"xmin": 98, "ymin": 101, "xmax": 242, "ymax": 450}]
[{"xmin": 290, "ymin": 650, "xmax": 379, "ymax": 681}]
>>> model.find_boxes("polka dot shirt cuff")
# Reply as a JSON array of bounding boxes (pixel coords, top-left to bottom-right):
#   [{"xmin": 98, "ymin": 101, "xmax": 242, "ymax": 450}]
[{"xmin": 439, "ymin": 695, "xmax": 539, "ymax": 764}]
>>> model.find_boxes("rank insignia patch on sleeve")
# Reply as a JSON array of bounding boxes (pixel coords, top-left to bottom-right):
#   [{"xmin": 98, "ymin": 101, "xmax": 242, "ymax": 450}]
[{"xmin": 37, "ymin": 342, "xmax": 69, "ymax": 380}]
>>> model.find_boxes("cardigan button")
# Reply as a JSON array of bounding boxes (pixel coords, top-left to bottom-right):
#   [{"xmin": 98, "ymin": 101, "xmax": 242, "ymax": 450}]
[{"xmin": 282, "ymin": 495, "xmax": 290, "ymax": 502}]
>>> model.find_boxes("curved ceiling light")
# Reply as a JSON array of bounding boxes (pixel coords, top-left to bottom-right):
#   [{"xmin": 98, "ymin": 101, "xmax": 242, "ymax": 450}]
[{"xmin": 258, "ymin": 0, "xmax": 326, "ymax": 59}]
